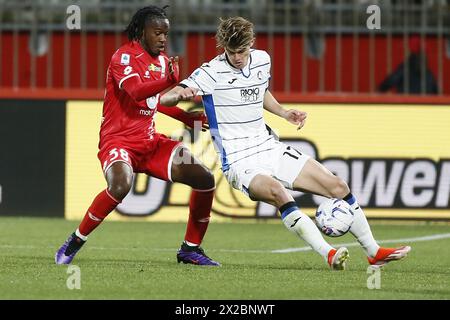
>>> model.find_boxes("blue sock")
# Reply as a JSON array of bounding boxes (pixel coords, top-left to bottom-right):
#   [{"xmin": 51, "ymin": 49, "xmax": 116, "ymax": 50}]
[
  {"xmin": 343, "ymin": 193, "xmax": 356, "ymax": 206},
  {"xmin": 279, "ymin": 201, "xmax": 298, "ymax": 220}
]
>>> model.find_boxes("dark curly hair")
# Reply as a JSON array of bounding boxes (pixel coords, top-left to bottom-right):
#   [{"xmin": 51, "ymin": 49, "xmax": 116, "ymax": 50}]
[{"xmin": 125, "ymin": 6, "xmax": 169, "ymax": 41}]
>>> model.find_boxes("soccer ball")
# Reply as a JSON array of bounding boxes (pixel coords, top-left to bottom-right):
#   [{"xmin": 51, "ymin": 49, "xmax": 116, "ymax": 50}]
[{"xmin": 315, "ymin": 198, "xmax": 354, "ymax": 237}]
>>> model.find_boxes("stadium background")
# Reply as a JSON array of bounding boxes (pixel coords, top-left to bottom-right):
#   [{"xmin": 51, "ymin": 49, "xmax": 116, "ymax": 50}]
[{"xmin": 0, "ymin": 0, "xmax": 449, "ymax": 222}]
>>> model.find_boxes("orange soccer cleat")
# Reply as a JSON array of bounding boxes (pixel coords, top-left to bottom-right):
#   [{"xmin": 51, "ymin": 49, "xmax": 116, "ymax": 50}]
[
  {"xmin": 368, "ymin": 246, "xmax": 411, "ymax": 268},
  {"xmin": 328, "ymin": 247, "xmax": 349, "ymax": 271}
]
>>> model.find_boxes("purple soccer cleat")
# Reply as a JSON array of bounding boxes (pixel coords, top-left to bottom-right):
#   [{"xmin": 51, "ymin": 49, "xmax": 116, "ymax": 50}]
[
  {"xmin": 55, "ymin": 233, "xmax": 86, "ymax": 265},
  {"xmin": 177, "ymin": 243, "xmax": 220, "ymax": 266}
]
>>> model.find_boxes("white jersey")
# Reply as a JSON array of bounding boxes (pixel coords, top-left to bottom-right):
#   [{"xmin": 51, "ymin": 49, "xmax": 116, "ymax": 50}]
[{"xmin": 180, "ymin": 49, "xmax": 274, "ymax": 172}]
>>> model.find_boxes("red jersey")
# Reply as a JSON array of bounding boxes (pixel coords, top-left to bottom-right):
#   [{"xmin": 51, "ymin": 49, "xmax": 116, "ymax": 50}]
[{"xmin": 100, "ymin": 41, "xmax": 170, "ymax": 148}]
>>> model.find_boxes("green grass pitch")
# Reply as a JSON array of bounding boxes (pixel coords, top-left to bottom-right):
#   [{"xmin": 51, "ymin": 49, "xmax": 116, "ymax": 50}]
[{"xmin": 0, "ymin": 217, "xmax": 449, "ymax": 299}]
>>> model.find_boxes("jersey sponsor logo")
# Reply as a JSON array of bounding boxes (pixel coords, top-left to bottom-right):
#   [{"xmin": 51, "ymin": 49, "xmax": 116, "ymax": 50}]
[
  {"xmin": 241, "ymin": 87, "xmax": 260, "ymax": 102},
  {"xmin": 120, "ymin": 54, "xmax": 130, "ymax": 65},
  {"xmin": 139, "ymin": 109, "xmax": 154, "ymax": 116},
  {"xmin": 144, "ymin": 70, "xmax": 151, "ymax": 79},
  {"xmin": 228, "ymin": 78, "xmax": 238, "ymax": 84},
  {"xmin": 148, "ymin": 64, "xmax": 162, "ymax": 72},
  {"xmin": 123, "ymin": 66, "xmax": 133, "ymax": 75}
]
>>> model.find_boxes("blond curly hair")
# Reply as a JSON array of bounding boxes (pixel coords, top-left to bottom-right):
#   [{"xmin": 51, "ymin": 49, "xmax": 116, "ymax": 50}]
[{"xmin": 215, "ymin": 17, "xmax": 255, "ymax": 51}]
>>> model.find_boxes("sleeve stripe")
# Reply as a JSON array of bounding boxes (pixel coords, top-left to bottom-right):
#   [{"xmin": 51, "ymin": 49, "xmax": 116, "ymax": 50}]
[
  {"xmin": 215, "ymin": 100, "xmax": 262, "ymax": 107},
  {"xmin": 118, "ymin": 73, "xmax": 139, "ymax": 89},
  {"xmin": 200, "ymin": 67, "xmax": 217, "ymax": 82},
  {"xmin": 215, "ymin": 80, "xmax": 268, "ymax": 91},
  {"xmin": 250, "ymin": 62, "xmax": 270, "ymax": 70},
  {"xmin": 226, "ymin": 136, "xmax": 273, "ymax": 156},
  {"xmin": 229, "ymin": 148, "xmax": 275, "ymax": 166},
  {"xmin": 217, "ymin": 116, "xmax": 263, "ymax": 125},
  {"xmin": 191, "ymin": 78, "xmax": 206, "ymax": 95}
]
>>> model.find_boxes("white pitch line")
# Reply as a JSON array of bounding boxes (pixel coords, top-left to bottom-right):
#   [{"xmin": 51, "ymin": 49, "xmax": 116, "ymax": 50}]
[
  {"xmin": 272, "ymin": 232, "xmax": 450, "ymax": 253},
  {"xmin": 1, "ymin": 233, "xmax": 450, "ymax": 254}
]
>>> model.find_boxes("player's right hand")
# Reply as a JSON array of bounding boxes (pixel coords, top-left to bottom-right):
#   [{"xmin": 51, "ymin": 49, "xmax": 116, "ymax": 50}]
[
  {"xmin": 168, "ymin": 56, "xmax": 180, "ymax": 83},
  {"xmin": 284, "ymin": 109, "xmax": 307, "ymax": 130},
  {"xmin": 179, "ymin": 87, "xmax": 199, "ymax": 101}
]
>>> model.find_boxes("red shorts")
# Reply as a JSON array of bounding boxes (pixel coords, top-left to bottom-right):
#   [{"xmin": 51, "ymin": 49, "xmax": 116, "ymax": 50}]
[{"xmin": 98, "ymin": 133, "xmax": 182, "ymax": 181}]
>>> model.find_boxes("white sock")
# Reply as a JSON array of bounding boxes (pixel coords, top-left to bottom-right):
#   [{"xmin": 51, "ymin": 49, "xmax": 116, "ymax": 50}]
[
  {"xmin": 184, "ymin": 240, "xmax": 199, "ymax": 247},
  {"xmin": 282, "ymin": 208, "xmax": 333, "ymax": 260},
  {"xmin": 345, "ymin": 194, "xmax": 380, "ymax": 258},
  {"xmin": 75, "ymin": 229, "xmax": 88, "ymax": 241}
]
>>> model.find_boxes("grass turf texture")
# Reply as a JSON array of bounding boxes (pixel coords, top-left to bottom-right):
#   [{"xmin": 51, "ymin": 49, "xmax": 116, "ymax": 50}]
[{"xmin": 0, "ymin": 217, "xmax": 449, "ymax": 299}]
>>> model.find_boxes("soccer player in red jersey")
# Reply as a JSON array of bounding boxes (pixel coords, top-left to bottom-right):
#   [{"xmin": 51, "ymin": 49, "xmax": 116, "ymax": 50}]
[{"xmin": 55, "ymin": 6, "xmax": 220, "ymax": 266}]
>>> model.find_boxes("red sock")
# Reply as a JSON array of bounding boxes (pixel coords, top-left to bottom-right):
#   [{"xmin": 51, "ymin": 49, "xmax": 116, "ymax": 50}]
[
  {"xmin": 184, "ymin": 188, "xmax": 215, "ymax": 245},
  {"xmin": 78, "ymin": 189, "xmax": 120, "ymax": 237}
]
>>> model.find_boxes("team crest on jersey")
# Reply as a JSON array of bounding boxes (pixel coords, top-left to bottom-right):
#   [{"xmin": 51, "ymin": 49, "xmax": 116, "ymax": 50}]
[
  {"xmin": 257, "ymin": 71, "xmax": 263, "ymax": 80},
  {"xmin": 120, "ymin": 54, "xmax": 130, "ymax": 65},
  {"xmin": 148, "ymin": 64, "xmax": 162, "ymax": 72},
  {"xmin": 145, "ymin": 95, "xmax": 159, "ymax": 110}
]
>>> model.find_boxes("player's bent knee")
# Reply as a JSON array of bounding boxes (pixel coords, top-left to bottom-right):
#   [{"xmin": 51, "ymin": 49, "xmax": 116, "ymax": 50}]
[
  {"xmin": 108, "ymin": 181, "xmax": 132, "ymax": 201},
  {"xmin": 268, "ymin": 181, "xmax": 291, "ymax": 207},
  {"xmin": 205, "ymin": 170, "xmax": 216, "ymax": 189},
  {"xmin": 330, "ymin": 177, "xmax": 350, "ymax": 199},
  {"xmin": 172, "ymin": 163, "xmax": 215, "ymax": 190},
  {"xmin": 196, "ymin": 168, "xmax": 215, "ymax": 190}
]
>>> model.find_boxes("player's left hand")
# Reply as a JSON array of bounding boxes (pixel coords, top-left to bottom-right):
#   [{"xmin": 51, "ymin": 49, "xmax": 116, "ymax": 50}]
[
  {"xmin": 168, "ymin": 56, "xmax": 180, "ymax": 83},
  {"xmin": 284, "ymin": 109, "xmax": 307, "ymax": 130},
  {"xmin": 185, "ymin": 111, "xmax": 209, "ymax": 131}
]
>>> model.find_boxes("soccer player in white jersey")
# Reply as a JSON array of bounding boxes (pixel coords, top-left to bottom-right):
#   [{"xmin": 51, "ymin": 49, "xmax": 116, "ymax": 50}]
[{"xmin": 160, "ymin": 17, "xmax": 411, "ymax": 269}]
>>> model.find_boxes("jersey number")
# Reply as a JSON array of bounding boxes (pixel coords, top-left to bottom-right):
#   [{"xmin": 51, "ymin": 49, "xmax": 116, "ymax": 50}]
[
  {"xmin": 102, "ymin": 148, "xmax": 130, "ymax": 172},
  {"xmin": 282, "ymin": 147, "xmax": 302, "ymax": 160},
  {"xmin": 109, "ymin": 148, "xmax": 129, "ymax": 162}
]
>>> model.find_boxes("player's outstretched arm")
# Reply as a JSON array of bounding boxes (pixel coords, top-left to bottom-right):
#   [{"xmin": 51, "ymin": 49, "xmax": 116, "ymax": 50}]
[
  {"xmin": 263, "ymin": 90, "xmax": 287, "ymax": 118},
  {"xmin": 121, "ymin": 73, "xmax": 175, "ymax": 102},
  {"xmin": 159, "ymin": 86, "xmax": 208, "ymax": 130},
  {"xmin": 263, "ymin": 90, "xmax": 307, "ymax": 131},
  {"xmin": 159, "ymin": 86, "xmax": 184, "ymax": 106},
  {"xmin": 160, "ymin": 86, "xmax": 199, "ymax": 106}
]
